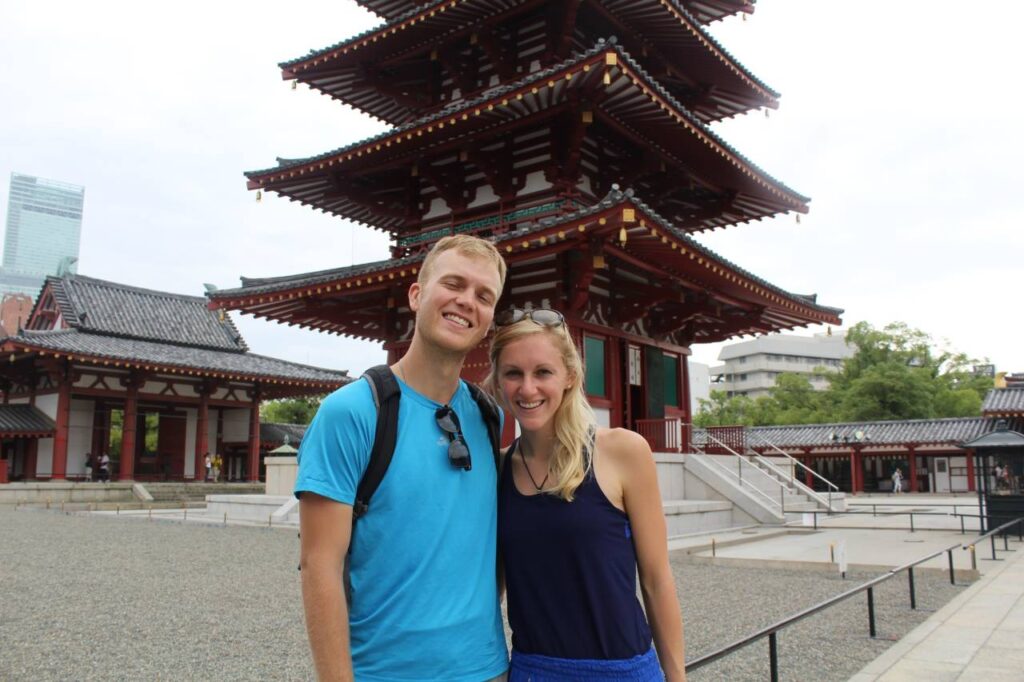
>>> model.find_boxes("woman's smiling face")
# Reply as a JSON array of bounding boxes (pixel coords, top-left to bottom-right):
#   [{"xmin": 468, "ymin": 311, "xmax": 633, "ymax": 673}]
[{"xmin": 496, "ymin": 331, "xmax": 574, "ymax": 435}]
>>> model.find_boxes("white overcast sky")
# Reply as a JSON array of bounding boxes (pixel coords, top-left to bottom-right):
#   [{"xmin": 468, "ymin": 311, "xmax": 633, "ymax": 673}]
[{"xmin": 1, "ymin": 1, "xmax": 1021, "ymax": 376}]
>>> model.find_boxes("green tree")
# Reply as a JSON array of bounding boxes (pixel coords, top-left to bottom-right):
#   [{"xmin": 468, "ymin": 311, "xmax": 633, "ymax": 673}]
[
  {"xmin": 261, "ymin": 396, "xmax": 323, "ymax": 425},
  {"xmin": 693, "ymin": 321, "xmax": 992, "ymax": 427}
]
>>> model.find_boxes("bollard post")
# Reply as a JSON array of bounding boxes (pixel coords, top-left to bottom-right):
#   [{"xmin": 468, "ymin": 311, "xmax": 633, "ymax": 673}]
[
  {"xmin": 148, "ymin": 508, "xmax": 152, "ymax": 521},
  {"xmin": 184, "ymin": 508, "xmax": 188, "ymax": 522},
  {"xmin": 969, "ymin": 544, "xmax": 977, "ymax": 571},
  {"xmin": 1004, "ymin": 532, "xmax": 1010, "ymax": 552},
  {"xmin": 960, "ymin": 515, "xmax": 965, "ymax": 535},
  {"xmin": 814, "ymin": 512, "xmax": 819, "ymax": 531},
  {"xmin": 829, "ymin": 543, "xmax": 835, "ymax": 563},
  {"xmin": 269, "ymin": 514, "xmax": 273, "ymax": 528},
  {"xmin": 910, "ymin": 513, "xmax": 915, "ymax": 533},
  {"xmin": 908, "ymin": 567, "xmax": 916, "ymax": 610},
  {"xmin": 867, "ymin": 587, "xmax": 877, "ymax": 638},
  {"xmin": 992, "ymin": 535, "xmax": 997, "ymax": 560},
  {"xmin": 768, "ymin": 632, "xmax": 779, "ymax": 682},
  {"xmin": 223, "ymin": 512, "xmax": 228, "ymax": 526},
  {"xmin": 947, "ymin": 550, "xmax": 955, "ymax": 585},
  {"xmin": 711, "ymin": 538, "xmax": 716, "ymax": 558},
  {"xmin": 116, "ymin": 505, "xmax": 120, "ymax": 516}
]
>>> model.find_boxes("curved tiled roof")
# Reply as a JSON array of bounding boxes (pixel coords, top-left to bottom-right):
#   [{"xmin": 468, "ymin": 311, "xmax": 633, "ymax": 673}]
[
  {"xmin": 0, "ymin": 405, "xmax": 56, "ymax": 436},
  {"xmin": 42, "ymin": 274, "xmax": 247, "ymax": 352},
  {"xmin": 741, "ymin": 417, "xmax": 995, "ymax": 450},
  {"xmin": 983, "ymin": 387, "xmax": 1024, "ymax": 415},
  {"xmin": 248, "ymin": 41, "xmax": 808, "ymax": 209},
  {"xmin": 348, "ymin": 0, "xmax": 753, "ymax": 25},
  {"xmin": 261, "ymin": 422, "xmax": 308, "ymax": 446},
  {"xmin": 211, "ymin": 187, "xmax": 839, "ymax": 321},
  {"xmin": 4, "ymin": 329, "xmax": 348, "ymax": 386}
]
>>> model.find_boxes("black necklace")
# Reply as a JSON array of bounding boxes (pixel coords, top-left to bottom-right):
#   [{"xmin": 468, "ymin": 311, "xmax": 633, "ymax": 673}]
[{"xmin": 519, "ymin": 440, "xmax": 549, "ymax": 491}]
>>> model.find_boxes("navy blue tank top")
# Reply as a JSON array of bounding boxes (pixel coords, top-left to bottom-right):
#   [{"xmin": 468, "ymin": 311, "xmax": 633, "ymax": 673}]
[{"xmin": 498, "ymin": 439, "xmax": 653, "ymax": 659}]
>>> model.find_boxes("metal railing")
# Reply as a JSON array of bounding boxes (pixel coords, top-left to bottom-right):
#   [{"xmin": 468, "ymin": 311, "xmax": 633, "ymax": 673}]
[
  {"xmin": 746, "ymin": 451, "xmax": 836, "ymax": 513},
  {"xmin": 748, "ymin": 431, "xmax": 840, "ymax": 511},
  {"xmin": 690, "ymin": 430, "xmax": 789, "ymax": 516},
  {"xmin": 685, "ymin": 515, "xmax": 1024, "ymax": 681}
]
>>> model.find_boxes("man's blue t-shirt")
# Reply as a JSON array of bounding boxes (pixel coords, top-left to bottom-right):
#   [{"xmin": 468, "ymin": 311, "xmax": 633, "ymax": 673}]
[{"xmin": 294, "ymin": 376, "xmax": 508, "ymax": 682}]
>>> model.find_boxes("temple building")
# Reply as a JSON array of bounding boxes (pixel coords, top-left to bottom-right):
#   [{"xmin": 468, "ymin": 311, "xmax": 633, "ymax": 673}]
[
  {"xmin": 208, "ymin": 0, "xmax": 841, "ymax": 435},
  {"xmin": 0, "ymin": 275, "xmax": 348, "ymax": 483}
]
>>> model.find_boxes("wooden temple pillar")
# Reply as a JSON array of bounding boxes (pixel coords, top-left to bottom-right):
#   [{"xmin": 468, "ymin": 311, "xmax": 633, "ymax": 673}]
[
  {"xmin": 194, "ymin": 384, "xmax": 210, "ymax": 482},
  {"xmin": 803, "ymin": 450, "xmax": 814, "ymax": 488},
  {"xmin": 849, "ymin": 448, "xmax": 862, "ymax": 494},
  {"xmin": 51, "ymin": 378, "xmax": 72, "ymax": 480},
  {"xmin": 907, "ymin": 445, "xmax": 918, "ymax": 493},
  {"xmin": 120, "ymin": 376, "xmax": 140, "ymax": 481},
  {"xmin": 247, "ymin": 388, "xmax": 261, "ymax": 482},
  {"xmin": 965, "ymin": 448, "xmax": 976, "ymax": 492}
]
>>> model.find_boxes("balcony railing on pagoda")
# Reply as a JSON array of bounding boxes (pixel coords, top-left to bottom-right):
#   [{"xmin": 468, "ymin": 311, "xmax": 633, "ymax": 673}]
[{"xmin": 395, "ymin": 196, "xmax": 586, "ymax": 255}]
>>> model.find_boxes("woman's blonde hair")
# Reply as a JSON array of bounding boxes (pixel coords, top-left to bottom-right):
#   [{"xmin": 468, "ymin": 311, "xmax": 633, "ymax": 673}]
[{"xmin": 483, "ymin": 318, "xmax": 597, "ymax": 501}]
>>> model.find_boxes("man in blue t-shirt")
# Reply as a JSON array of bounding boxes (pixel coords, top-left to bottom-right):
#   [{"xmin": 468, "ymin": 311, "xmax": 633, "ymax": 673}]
[{"xmin": 296, "ymin": 235, "xmax": 508, "ymax": 682}]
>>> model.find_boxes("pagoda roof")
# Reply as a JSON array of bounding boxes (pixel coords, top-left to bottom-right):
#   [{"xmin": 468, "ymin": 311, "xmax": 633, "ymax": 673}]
[
  {"xmin": 0, "ymin": 405, "xmax": 57, "ymax": 439},
  {"xmin": 209, "ymin": 187, "xmax": 839, "ymax": 343},
  {"xmin": 1, "ymin": 329, "xmax": 348, "ymax": 391},
  {"xmin": 31, "ymin": 274, "xmax": 247, "ymax": 353},
  {"xmin": 983, "ymin": 387, "xmax": 1024, "ymax": 417},
  {"xmin": 282, "ymin": 0, "xmax": 777, "ymax": 124},
  {"xmin": 350, "ymin": 0, "xmax": 755, "ymax": 25},
  {"xmin": 742, "ymin": 417, "xmax": 995, "ymax": 451},
  {"xmin": 249, "ymin": 42, "xmax": 807, "ymax": 235}
]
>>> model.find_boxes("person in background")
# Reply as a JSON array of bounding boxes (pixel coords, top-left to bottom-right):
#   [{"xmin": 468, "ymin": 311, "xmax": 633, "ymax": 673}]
[
  {"xmin": 84, "ymin": 452, "xmax": 94, "ymax": 482},
  {"xmin": 891, "ymin": 467, "xmax": 903, "ymax": 494},
  {"xmin": 485, "ymin": 308, "xmax": 686, "ymax": 682}
]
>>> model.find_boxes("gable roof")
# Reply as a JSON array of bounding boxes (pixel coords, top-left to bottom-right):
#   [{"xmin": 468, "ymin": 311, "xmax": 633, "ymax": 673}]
[{"xmin": 36, "ymin": 274, "xmax": 247, "ymax": 352}]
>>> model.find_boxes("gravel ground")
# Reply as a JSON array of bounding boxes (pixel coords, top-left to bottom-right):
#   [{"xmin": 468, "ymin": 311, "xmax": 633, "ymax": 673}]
[{"xmin": 1, "ymin": 507, "xmax": 966, "ymax": 681}]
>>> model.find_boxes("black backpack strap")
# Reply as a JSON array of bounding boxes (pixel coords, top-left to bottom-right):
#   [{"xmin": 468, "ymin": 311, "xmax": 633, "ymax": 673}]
[
  {"xmin": 354, "ymin": 365, "xmax": 402, "ymax": 519},
  {"xmin": 466, "ymin": 381, "xmax": 502, "ymax": 474}
]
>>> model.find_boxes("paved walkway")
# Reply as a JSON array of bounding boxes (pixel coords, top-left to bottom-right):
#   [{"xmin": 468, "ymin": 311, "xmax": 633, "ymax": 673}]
[{"xmin": 850, "ymin": 532, "xmax": 1024, "ymax": 681}]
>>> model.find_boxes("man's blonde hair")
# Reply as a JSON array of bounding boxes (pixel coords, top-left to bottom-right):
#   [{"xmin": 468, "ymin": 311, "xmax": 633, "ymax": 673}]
[{"xmin": 418, "ymin": 235, "xmax": 507, "ymax": 291}]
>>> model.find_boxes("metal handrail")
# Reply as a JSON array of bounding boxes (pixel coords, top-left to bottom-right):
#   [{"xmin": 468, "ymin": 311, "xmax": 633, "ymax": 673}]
[
  {"xmin": 691, "ymin": 430, "xmax": 786, "ymax": 514},
  {"xmin": 749, "ymin": 432, "xmax": 841, "ymax": 503},
  {"xmin": 746, "ymin": 451, "xmax": 836, "ymax": 513},
  {"xmin": 686, "ymin": 515, "xmax": 1024, "ymax": 680}
]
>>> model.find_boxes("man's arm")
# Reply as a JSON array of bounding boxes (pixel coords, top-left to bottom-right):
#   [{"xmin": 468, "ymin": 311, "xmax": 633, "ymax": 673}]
[{"xmin": 299, "ymin": 493, "xmax": 354, "ymax": 682}]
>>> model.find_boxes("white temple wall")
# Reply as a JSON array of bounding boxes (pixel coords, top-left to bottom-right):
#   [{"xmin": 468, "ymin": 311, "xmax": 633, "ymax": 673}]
[
  {"xmin": 36, "ymin": 394, "xmax": 58, "ymax": 420},
  {"xmin": 182, "ymin": 408, "xmax": 198, "ymax": 479},
  {"xmin": 36, "ymin": 439, "xmax": 54, "ymax": 476},
  {"xmin": 222, "ymin": 409, "xmax": 250, "ymax": 442},
  {"xmin": 67, "ymin": 399, "xmax": 95, "ymax": 475}
]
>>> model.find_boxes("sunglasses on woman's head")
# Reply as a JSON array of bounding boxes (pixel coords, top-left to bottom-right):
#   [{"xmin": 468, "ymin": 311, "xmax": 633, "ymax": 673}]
[
  {"xmin": 435, "ymin": 405, "xmax": 472, "ymax": 471},
  {"xmin": 494, "ymin": 308, "xmax": 565, "ymax": 328}
]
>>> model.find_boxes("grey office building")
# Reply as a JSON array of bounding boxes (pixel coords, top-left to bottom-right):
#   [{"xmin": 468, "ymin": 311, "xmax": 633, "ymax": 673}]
[{"xmin": 1, "ymin": 173, "xmax": 85, "ymax": 298}]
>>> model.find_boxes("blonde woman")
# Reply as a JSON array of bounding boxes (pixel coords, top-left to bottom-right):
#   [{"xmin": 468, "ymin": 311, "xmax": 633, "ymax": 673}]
[{"xmin": 484, "ymin": 308, "xmax": 686, "ymax": 682}]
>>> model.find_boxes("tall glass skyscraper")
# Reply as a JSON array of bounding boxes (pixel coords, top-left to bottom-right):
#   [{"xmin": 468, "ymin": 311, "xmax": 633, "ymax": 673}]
[{"xmin": 0, "ymin": 173, "xmax": 85, "ymax": 298}]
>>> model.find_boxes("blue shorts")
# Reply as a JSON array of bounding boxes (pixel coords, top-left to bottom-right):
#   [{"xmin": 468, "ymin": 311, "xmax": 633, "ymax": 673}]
[{"xmin": 508, "ymin": 647, "xmax": 664, "ymax": 682}]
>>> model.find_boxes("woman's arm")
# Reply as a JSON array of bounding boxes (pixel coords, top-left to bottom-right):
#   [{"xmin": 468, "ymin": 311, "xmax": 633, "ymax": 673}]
[{"xmin": 609, "ymin": 429, "xmax": 687, "ymax": 681}]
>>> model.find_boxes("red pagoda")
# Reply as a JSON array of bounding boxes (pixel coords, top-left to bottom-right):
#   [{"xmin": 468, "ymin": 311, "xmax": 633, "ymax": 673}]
[{"xmin": 209, "ymin": 0, "xmax": 841, "ymax": 437}]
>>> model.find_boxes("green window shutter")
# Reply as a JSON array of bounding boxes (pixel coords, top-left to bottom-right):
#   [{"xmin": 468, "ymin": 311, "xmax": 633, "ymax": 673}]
[
  {"xmin": 584, "ymin": 336, "xmax": 606, "ymax": 397},
  {"xmin": 664, "ymin": 354, "xmax": 679, "ymax": 407}
]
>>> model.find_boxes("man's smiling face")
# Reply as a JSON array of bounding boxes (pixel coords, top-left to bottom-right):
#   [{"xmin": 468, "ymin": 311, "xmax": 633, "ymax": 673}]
[{"xmin": 408, "ymin": 248, "xmax": 501, "ymax": 356}]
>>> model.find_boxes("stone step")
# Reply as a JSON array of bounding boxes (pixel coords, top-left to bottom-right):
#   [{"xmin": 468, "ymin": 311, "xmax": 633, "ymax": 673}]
[{"xmin": 140, "ymin": 482, "xmax": 264, "ymax": 502}]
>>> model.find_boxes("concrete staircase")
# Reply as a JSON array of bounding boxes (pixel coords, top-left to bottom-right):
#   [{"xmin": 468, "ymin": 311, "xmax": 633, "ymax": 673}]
[{"xmin": 140, "ymin": 482, "xmax": 264, "ymax": 503}]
